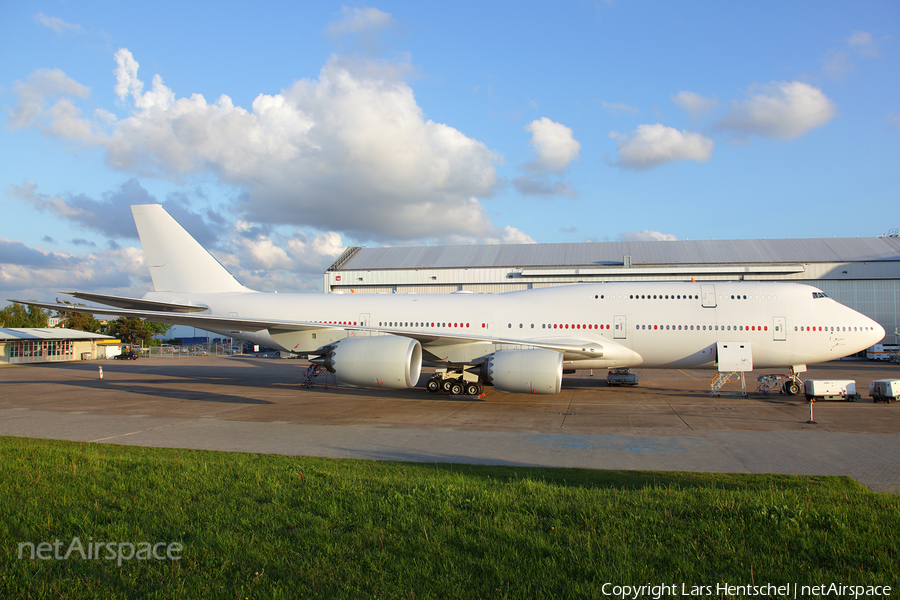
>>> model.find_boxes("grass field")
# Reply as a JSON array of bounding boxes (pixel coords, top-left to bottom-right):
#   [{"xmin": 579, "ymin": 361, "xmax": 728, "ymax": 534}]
[{"xmin": 1, "ymin": 436, "xmax": 898, "ymax": 599}]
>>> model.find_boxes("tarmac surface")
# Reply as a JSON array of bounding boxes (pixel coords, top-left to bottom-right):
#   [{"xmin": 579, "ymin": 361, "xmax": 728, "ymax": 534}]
[{"xmin": 1, "ymin": 355, "xmax": 898, "ymax": 491}]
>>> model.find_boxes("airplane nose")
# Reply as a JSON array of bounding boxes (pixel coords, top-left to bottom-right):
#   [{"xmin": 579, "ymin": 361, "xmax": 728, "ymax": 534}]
[{"xmin": 870, "ymin": 320, "xmax": 886, "ymax": 344}]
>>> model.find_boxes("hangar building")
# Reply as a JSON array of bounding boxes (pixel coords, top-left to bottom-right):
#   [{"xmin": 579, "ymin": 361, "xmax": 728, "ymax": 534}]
[{"xmin": 324, "ymin": 236, "xmax": 900, "ymax": 345}]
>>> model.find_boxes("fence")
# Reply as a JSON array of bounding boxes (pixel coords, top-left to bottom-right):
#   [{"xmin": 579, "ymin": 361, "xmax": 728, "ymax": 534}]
[{"xmin": 143, "ymin": 343, "xmax": 245, "ymax": 358}]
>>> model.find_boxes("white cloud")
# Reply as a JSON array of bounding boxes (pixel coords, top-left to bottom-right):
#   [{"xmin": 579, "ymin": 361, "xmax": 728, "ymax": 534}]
[
  {"xmin": 524, "ymin": 117, "xmax": 581, "ymax": 173},
  {"xmin": 481, "ymin": 226, "xmax": 536, "ymax": 245},
  {"xmin": 822, "ymin": 30, "xmax": 882, "ymax": 79},
  {"xmin": 33, "ymin": 13, "xmax": 81, "ymax": 34},
  {"xmin": 846, "ymin": 30, "xmax": 879, "ymax": 57},
  {"xmin": 672, "ymin": 91, "xmax": 719, "ymax": 119},
  {"xmin": 618, "ymin": 230, "xmax": 678, "ymax": 242},
  {"xmin": 0, "ymin": 242, "xmax": 146, "ymax": 295},
  {"xmin": 7, "ymin": 69, "xmax": 90, "ymax": 131},
  {"xmin": 10, "ymin": 50, "xmax": 508, "ymax": 243},
  {"xmin": 229, "ymin": 225, "xmax": 348, "ymax": 287},
  {"xmin": 716, "ymin": 81, "xmax": 837, "ymax": 140},
  {"xmin": 498, "ymin": 226, "xmax": 536, "ymax": 245},
  {"xmin": 286, "ymin": 231, "xmax": 345, "ymax": 262},
  {"xmin": 114, "ymin": 48, "xmax": 143, "ymax": 102},
  {"xmin": 325, "ymin": 6, "xmax": 395, "ymax": 36},
  {"xmin": 600, "ymin": 101, "xmax": 640, "ymax": 117},
  {"xmin": 610, "ymin": 124, "xmax": 713, "ymax": 171},
  {"xmin": 240, "ymin": 236, "xmax": 293, "ymax": 270}
]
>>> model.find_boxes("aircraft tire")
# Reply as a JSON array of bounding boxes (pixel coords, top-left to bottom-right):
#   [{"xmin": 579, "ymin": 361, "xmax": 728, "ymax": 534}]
[
  {"xmin": 449, "ymin": 381, "xmax": 464, "ymax": 396},
  {"xmin": 787, "ymin": 381, "xmax": 801, "ymax": 396},
  {"xmin": 426, "ymin": 378, "xmax": 441, "ymax": 393},
  {"xmin": 441, "ymin": 379, "xmax": 454, "ymax": 393},
  {"xmin": 464, "ymin": 382, "xmax": 480, "ymax": 396}
]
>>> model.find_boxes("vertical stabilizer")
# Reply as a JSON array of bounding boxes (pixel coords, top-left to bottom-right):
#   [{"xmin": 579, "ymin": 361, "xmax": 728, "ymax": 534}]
[{"xmin": 132, "ymin": 204, "xmax": 248, "ymax": 293}]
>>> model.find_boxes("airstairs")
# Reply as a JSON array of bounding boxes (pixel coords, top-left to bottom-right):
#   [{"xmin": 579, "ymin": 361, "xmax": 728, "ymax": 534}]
[{"xmin": 300, "ymin": 364, "xmax": 338, "ymax": 389}]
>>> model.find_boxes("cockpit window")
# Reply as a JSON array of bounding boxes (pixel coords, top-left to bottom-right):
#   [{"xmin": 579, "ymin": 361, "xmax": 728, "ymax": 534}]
[{"xmin": 812, "ymin": 292, "xmax": 828, "ymax": 299}]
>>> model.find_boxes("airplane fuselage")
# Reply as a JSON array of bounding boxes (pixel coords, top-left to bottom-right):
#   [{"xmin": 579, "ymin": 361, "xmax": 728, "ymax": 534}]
[{"xmin": 147, "ymin": 281, "xmax": 883, "ymax": 371}]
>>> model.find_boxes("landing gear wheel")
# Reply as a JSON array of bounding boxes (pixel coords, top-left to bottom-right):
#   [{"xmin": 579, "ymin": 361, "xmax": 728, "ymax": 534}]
[
  {"xmin": 449, "ymin": 381, "xmax": 464, "ymax": 396},
  {"xmin": 787, "ymin": 381, "xmax": 801, "ymax": 396},
  {"xmin": 441, "ymin": 379, "xmax": 453, "ymax": 393},
  {"xmin": 464, "ymin": 382, "xmax": 480, "ymax": 396},
  {"xmin": 426, "ymin": 378, "xmax": 441, "ymax": 393}
]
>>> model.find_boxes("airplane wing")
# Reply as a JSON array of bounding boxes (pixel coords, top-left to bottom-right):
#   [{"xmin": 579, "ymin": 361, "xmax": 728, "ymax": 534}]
[
  {"xmin": 11, "ymin": 297, "xmax": 614, "ymax": 359},
  {"xmin": 370, "ymin": 328, "xmax": 605, "ymax": 357}
]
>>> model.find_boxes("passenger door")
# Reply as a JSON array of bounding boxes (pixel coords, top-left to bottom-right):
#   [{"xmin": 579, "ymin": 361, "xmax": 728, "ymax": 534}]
[
  {"xmin": 614, "ymin": 315, "xmax": 627, "ymax": 339},
  {"xmin": 701, "ymin": 285, "xmax": 717, "ymax": 308},
  {"xmin": 773, "ymin": 316, "xmax": 786, "ymax": 341}
]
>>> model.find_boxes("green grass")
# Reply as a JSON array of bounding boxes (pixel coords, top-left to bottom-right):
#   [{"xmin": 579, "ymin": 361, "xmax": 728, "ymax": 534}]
[{"xmin": 1, "ymin": 436, "xmax": 898, "ymax": 599}]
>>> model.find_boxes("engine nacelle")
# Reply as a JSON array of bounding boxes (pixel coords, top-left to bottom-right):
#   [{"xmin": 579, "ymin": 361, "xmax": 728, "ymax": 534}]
[
  {"xmin": 482, "ymin": 348, "xmax": 563, "ymax": 394},
  {"xmin": 318, "ymin": 335, "xmax": 422, "ymax": 390}
]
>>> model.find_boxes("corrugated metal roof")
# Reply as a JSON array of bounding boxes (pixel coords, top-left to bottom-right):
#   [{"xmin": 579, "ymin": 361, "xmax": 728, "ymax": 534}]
[
  {"xmin": 0, "ymin": 328, "xmax": 114, "ymax": 342},
  {"xmin": 337, "ymin": 237, "xmax": 900, "ymax": 270}
]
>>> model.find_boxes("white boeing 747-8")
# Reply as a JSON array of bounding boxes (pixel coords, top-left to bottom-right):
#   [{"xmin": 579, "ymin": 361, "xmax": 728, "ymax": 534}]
[{"xmin": 15, "ymin": 205, "xmax": 885, "ymax": 395}]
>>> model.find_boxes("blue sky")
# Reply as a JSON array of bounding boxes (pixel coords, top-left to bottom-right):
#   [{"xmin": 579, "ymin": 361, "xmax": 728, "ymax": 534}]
[{"xmin": 2, "ymin": 1, "xmax": 898, "ymax": 304}]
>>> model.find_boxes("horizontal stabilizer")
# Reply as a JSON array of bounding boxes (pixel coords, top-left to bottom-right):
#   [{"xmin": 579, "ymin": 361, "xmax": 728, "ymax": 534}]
[
  {"xmin": 9, "ymin": 299, "xmax": 300, "ymax": 333},
  {"xmin": 61, "ymin": 291, "xmax": 208, "ymax": 313}
]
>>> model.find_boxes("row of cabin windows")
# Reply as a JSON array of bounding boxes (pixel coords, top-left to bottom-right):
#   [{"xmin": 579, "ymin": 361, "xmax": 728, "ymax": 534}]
[
  {"xmin": 378, "ymin": 322, "xmax": 475, "ymax": 328},
  {"xmin": 508, "ymin": 324, "xmax": 607, "ymax": 329},
  {"xmin": 594, "ymin": 294, "xmax": 699, "ymax": 300},
  {"xmin": 595, "ymin": 294, "xmax": 782, "ymax": 301},
  {"xmin": 636, "ymin": 324, "xmax": 769, "ymax": 331},
  {"xmin": 635, "ymin": 324, "xmax": 875, "ymax": 332},
  {"xmin": 796, "ymin": 325, "xmax": 874, "ymax": 332}
]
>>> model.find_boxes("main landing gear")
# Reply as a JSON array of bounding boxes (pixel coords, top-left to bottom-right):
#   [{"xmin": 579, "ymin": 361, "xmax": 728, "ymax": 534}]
[{"xmin": 426, "ymin": 367, "xmax": 484, "ymax": 396}]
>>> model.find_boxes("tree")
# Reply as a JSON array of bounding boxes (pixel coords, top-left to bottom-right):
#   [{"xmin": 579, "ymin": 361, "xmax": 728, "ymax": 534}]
[
  {"xmin": 147, "ymin": 322, "xmax": 173, "ymax": 341},
  {"xmin": 0, "ymin": 303, "xmax": 49, "ymax": 328},
  {"xmin": 52, "ymin": 299, "xmax": 103, "ymax": 333},
  {"xmin": 60, "ymin": 311, "xmax": 103, "ymax": 333},
  {"xmin": 109, "ymin": 317, "xmax": 154, "ymax": 346}
]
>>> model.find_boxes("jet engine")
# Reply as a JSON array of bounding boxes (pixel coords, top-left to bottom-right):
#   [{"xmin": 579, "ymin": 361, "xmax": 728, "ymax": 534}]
[
  {"xmin": 482, "ymin": 348, "xmax": 563, "ymax": 394},
  {"xmin": 313, "ymin": 335, "xmax": 422, "ymax": 390}
]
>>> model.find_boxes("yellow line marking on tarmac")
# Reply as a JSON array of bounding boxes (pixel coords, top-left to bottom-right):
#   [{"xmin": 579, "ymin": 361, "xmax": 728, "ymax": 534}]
[{"xmin": 678, "ymin": 369, "xmax": 703, "ymax": 382}]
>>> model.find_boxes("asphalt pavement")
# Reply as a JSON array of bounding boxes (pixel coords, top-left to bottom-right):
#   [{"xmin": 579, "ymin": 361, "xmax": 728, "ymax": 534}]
[{"xmin": 1, "ymin": 356, "xmax": 898, "ymax": 491}]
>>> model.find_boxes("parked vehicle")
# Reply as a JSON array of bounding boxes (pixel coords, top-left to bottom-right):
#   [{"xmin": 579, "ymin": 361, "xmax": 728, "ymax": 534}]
[
  {"xmin": 114, "ymin": 351, "xmax": 140, "ymax": 360},
  {"xmin": 869, "ymin": 379, "xmax": 900, "ymax": 403},
  {"xmin": 804, "ymin": 380, "xmax": 859, "ymax": 401}
]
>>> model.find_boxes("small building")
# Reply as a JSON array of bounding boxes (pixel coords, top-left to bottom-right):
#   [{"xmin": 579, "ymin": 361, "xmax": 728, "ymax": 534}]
[
  {"xmin": 96, "ymin": 339, "xmax": 125, "ymax": 359},
  {"xmin": 0, "ymin": 328, "xmax": 115, "ymax": 366}
]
